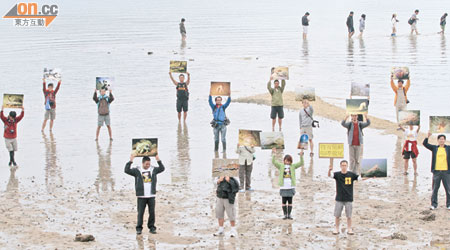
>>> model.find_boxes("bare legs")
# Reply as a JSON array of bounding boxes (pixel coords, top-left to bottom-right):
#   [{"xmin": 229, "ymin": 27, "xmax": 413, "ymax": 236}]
[
  {"xmin": 178, "ymin": 112, "xmax": 188, "ymax": 122},
  {"xmin": 334, "ymin": 217, "xmax": 353, "ymax": 234},
  {"xmin": 96, "ymin": 125, "xmax": 113, "ymax": 141},
  {"xmin": 404, "ymin": 158, "xmax": 418, "ymax": 175},
  {"xmin": 42, "ymin": 119, "xmax": 54, "ymax": 132}
]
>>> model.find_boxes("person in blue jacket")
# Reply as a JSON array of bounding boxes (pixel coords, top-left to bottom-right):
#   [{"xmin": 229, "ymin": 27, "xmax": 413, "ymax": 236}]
[{"xmin": 209, "ymin": 95, "xmax": 231, "ymax": 152}]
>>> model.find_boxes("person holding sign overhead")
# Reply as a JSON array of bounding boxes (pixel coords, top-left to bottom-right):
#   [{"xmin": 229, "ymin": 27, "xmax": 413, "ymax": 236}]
[
  {"xmin": 341, "ymin": 114, "xmax": 370, "ymax": 175},
  {"xmin": 390, "ymin": 74, "xmax": 410, "ymax": 126},
  {"xmin": 125, "ymin": 153, "xmax": 165, "ymax": 235},
  {"xmin": 169, "ymin": 71, "xmax": 190, "ymax": 122},
  {"xmin": 399, "ymin": 125, "xmax": 420, "ymax": 175},
  {"xmin": 209, "ymin": 94, "xmax": 231, "ymax": 152},
  {"xmin": 1, "ymin": 105, "xmax": 24, "ymax": 166},
  {"xmin": 268, "ymin": 76, "xmax": 286, "ymax": 132},
  {"xmin": 93, "ymin": 88, "xmax": 114, "ymax": 141},
  {"xmin": 42, "ymin": 78, "xmax": 61, "ymax": 132}
]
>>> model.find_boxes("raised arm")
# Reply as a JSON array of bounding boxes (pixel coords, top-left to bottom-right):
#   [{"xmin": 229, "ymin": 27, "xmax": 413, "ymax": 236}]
[
  {"xmin": 0, "ymin": 110, "xmax": 7, "ymax": 122},
  {"xmin": 208, "ymin": 95, "xmax": 215, "ymax": 110},
  {"xmin": 405, "ymin": 79, "xmax": 411, "ymax": 93},
  {"xmin": 54, "ymin": 81, "xmax": 61, "ymax": 94},
  {"xmin": 416, "ymin": 125, "xmax": 421, "ymax": 133},
  {"xmin": 280, "ymin": 80, "xmax": 286, "ymax": 92},
  {"xmin": 124, "ymin": 159, "xmax": 139, "ymax": 177},
  {"xmin": 155, "ymin": 160, "xmax": 165, "ymax": 174},
  {"xmin": 186, "ymin": 72, "xmax": 190, "ymax": 86},
  {"xmin": 328, "ymin": 159, "xmax": 333, "ymax": 177},
  {"xmin": 43, "ymin": 79, "xmax": 47, "ymax": 93},
  {"xmin": 109, "ymin": 92, "xmax": 114, "ymax": 103},
  {"xmin": 93, "ymin": 91, "xmax": 99, "ymax": 103},
  {"xmin": 15, "ymin": 108, "xmax": 24, "ymax": 122},
  {"xmin": 360, "ymin": 117, "xmax": 371, "ymax": 129},
  {"xmin": 223, "ymin": 96, "xmax": 231, "ymax": 109},
  {"xmin": 267, "ymin": 81, "xmax": 274, "ymax": 94},
  {"xmin": 169, "ymin": 72, "xmax": 178, "ymax": 86},
  {"xmin": 423, "ymin": 134, "xmax": 434, "ymax": 151},
  {"xmin": 292, "ymin": 156, "xmax": 304, "ymax": 169},
  {"xmin": 341, "ymin": 116, "xmax": 351, "ymax": 129},
  {"xmin": 272, "ymin": 155, "xmax": 284, "ymax": 170},
  {"xmin": 390, "ymin": 77, "xmax": 398, "ymax": 92}
]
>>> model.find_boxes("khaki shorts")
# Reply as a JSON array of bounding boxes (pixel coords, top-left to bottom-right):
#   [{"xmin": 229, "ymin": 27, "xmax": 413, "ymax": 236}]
[
  {"xmin": 44, "ymin": 109, "xmax": 56, "ymax": 120},
  {"xmin": 98, "ymin": 114, "xmax": 111, "ymax": 126},
  {"xmin": 334, "ymin": 201, "xmax": 353, "ymax": 218},
  {"xmin": 300, "ymin": 126, "xmax": 313, "ymax": 139},
  {"xmin": 5, "ymin": 138, "xmax": 18, "ymax": 152},
  {"xmin": 216, "ymin": 198, "xmax": 236, "ymax": 221}
]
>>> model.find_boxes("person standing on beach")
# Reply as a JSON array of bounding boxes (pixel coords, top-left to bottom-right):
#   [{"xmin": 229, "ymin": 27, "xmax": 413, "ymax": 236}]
[
  {"xmin": 299, "ymin": 99, "xmax": 314, "ymax": 156},
  {"xmin": 169, "ymin": 72, "xmax": 190, "ymax": 122},
  {"xmin": 302, "ymin": 12, "xmax": 310, "ymax": 40},
  {"xmin": 341, "ymin": 114, "xmax": 370, "ymax": 175},
  {"xmin": 272, "ymin": 148, "xmax": 304, "ymax": 220},
  {"xmin": 267, "ymin": 76, "xmax": 286, "ymax": 132},
  {"xmin": 439, "ymin": 13, "xmax": 448, "ymax": 34},
  {"xmin": 125, "ymin": 154, "xmax": 165, "ymax": 234},
  {"xmin": 180, "ymin": 18, "xmax": 186, "ymax": 40},
  {"xmin": 423, "ymin": 133, "xmax": 450, "ymax": 210},
  {"xmin": 328, "ymin": 160, "xmax": 358, "ymax": 235},
  {"xmin": 399, "ymin": 125, "xmax": 420, "ymax": 175},
  {"xmin": 391, "ymin": 14, "xmax": 399, "ymax": 36},
  {"xmin": 1, "ymin": 106, "xmax": 24, "ymax": 166},
  {"xmin": 236, "ymin": 143, "xmax": 255, "ymax": 192},
  {"xmin": 93, "ymin": 88, "xmax": 114, "ymax": 141},
  {"xmin": 213, "ymin": 175, "xmax": 239, "ymax": 237},
  {"xmin": 41, "ymin": 78, "xmax": 61, "ymax": 132},
  {"xmin": 390, "ymin": 75, "xmax": 410, "ymax": 125},
  {"xmin": 209, "ymin": 95, "xmax": 231, "ymax": 152},
  {"xmin": 347, "ymin": 12, "xmax": 355, "ymax": 38},
  {"xmin": 359, "ymin": 14, "xmax": 366, "ymax": 38},
  {"xmin": 409, "ymin": 10, "xmax": 420, "ymax": 35}
]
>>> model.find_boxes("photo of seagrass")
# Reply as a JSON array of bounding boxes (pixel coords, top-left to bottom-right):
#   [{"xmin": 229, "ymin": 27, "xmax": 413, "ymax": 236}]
[
  {"xmin": 398, "ymin": 110, "xmax": 420, "ymax": 126},
  {"xmin": 271, "ymin": 66, "xmax": 289, "ymax": 80},
  {"xmin": 131, "ymin": 138, "xmax": 158, "ymax": 157},
  {"xmin": 429, "ymin": 116, "xmax": 450, "ymax": 133},
  {"xmin": 351, "ymin": 82, "xmax": 370, "ymax": 97},
  {"xmin": 295, "ymin": 87, "xmax": 316, "ymax": 101},
  {"xmin": 391, "ymin": 67, "xmax": 410, "ymax": 80},
  {"xmin": 3, "ymin": 94, "xmax": 24, "ymax": 108},
  {"xmin": 346, "ymin": 99, "xmax": 368, "ymax": 114},
  {"xmin": 212, "ymin": 159, "xmax": 240, "ymax": 177},
  {"xmin": 170, "ymin": 60, "xmax": 187, "ymax": 73},
  {"xmin": 96, "ymin": 77, "xmax": 114, "ymax": 90},
  {"xmin": 260, "ymin": 132, "xmax": 284, "ymax": 149},
  {"xmin": 361, "ymin": 159, "xmax": 387, "ymax": 178},
  {"xmin": 210, "ymin": 82, "xmax": 231, "ymax": 96}
]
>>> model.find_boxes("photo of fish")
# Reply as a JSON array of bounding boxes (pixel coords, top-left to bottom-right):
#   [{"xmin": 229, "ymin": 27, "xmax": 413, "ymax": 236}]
[
  {"xmin": 361, "ymin": 159, "xmax": 387, "ymax": 178},
  {"xmin": 295, "ymin": 87, "xmax": 316, "ymax": 101},
  {"xmin": 238, "ymin": 129, "xmax": 261, "ymax": 147},
  {"xmin": 132, "ymin": 138, "xmax": 158, "ymax": 157},
  {"xmin": 210, "ymin": 82, "xmax": 231, "ymax": 96},
  {"xmin": 430, "ymin": 116, "xmax": 450, "ymax": 133},
  {"xmin": 391, "ymin": 67, "xmax": 410, "ymax": 80},
  {"xmin": 271, "ymin": 66, "xmax": 289, "ymax": 80},
  {"xmin": 351, "ymin": 82, "xmax": 370, "ymax": 97},
  {"xmin": 43, "ymin": 68, "xmax": 61, "ymax": 82},
  {"xmin": 346, "ymin": 99, "xmax": 368, "ymax": 115},
  {"xmin": 170, "ymin": 60, "xmax": 187, "ymax": 73},
  {"xmin": 398, "ymin": 110, "xmax": 420, "ymax": 126},
  {"xmin": 3, "ymin": 94, "xmax": 24, "ymax": 108},
  {"xmin": 96, "ymin": 77, "xmax": 114, "ymax": 91},
  {"xmin": 260, "ymin": 132, "xmax": 284, "ymax": 149},
  {"xmin": 212, "ymin": 159, "xmax": 240, "ymax": 177}
]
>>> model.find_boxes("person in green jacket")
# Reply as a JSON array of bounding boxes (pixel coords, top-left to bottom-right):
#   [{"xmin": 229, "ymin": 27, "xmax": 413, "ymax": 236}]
[
  {"xmin": 272, "ymin": 148, "xmax": 304, "ymax": 219},
  {"xmin": 268, "ymin": 76, "xmax": 286, "ymax": 132}
]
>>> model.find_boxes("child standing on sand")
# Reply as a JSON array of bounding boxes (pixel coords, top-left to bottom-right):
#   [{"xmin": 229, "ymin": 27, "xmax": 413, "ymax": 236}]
[{"xmin": 271, "ymin": 148, "xmax": 304, "ymax": 220}]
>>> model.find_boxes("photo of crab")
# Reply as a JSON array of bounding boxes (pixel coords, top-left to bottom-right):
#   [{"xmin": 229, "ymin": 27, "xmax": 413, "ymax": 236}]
[
  {"xmin": 210, "ymin": 82, "xmax": 231, "ymax": 96},
  {"xmin": 96, "ymin": 77, "xmax": 114, "ymax": 91},
  {"xmin": 346, "ymin": 99, "xmax": 368, "ymax": 115},
  {"xmin": 170, "ymin": 60, "xmax": 187, "ymax": 73},
  {"xmin": 212, "ymin": 159, "xmax": 240, "ymax": 177},
  {"xmin": 351, "ymin": 82, "xmax": 370, "ymax": 97},
  {"xmin": 430, "ymin": 116, "xmax": 450, "ymax": 134},
  {"xmin": 271, "ymin": 66, "xmax": 289, "ymax": 80},
  {"xmin": 238, "ymin": 129, "xmax": 261, "ymax": 147},
  {"xmin": 43, "ymin": 68, "xmax": 61, "ymax": 82},
  {"xmin": 132, "ymin": 138, "xmax": 158, "ymax": 157},
  {"xmin": 391, "ymin": 67, "xmax": 410, "ymax": 80},
  {"xmin": 295, "ymin": 87, "xmax": 315, "ymax": 101},
  {"xmin": 398, "ymin": 110, "xmax": 420, "ymax": 126},
  {"xmin": 260, "ymin": 132, "xmax": 284, "ymax": 149},
  {"xmin": 361, "ymin": 159, "xmax": 387, "ymax": 178},
  {"xmin": 3, "ymin": 94, "xmax": 24, "ymax": 109}
]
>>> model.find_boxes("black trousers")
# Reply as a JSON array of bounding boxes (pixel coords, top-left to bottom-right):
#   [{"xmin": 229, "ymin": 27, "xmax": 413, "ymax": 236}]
[{"xmin": 136, "ymin": 197, "xmax": 156, "ymax": 231}]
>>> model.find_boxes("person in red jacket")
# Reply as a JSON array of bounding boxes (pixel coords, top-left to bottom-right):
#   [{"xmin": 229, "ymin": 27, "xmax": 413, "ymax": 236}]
[
  {"xmin": 42, "ymin": 79, "xmax": 61, "ymax": 132},
  {"xmin": 1, "ymin": 106, "xmax": 24, "ymax": 166}
]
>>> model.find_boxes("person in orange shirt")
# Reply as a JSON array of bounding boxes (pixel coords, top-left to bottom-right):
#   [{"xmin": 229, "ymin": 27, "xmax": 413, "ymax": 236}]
[{"xmin": 390, "ymin": 74, "xmax": 410, "ymax": 126}]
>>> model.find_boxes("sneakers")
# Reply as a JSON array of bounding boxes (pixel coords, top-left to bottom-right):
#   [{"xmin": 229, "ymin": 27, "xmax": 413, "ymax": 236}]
[
  {"xmin": 136, "ymin": 229, "xmax": 142, "ymax": 235},
  {"xmin": 8, "ymin": 162, "xmax": 12, "ymax": 167},
  {"xmin": 239, "ymin": 189, "xmax": 245, "ymax": 193},
  {"xmin": 149, "ymin": 228, "xmax": 157, "ymax": 234},
  {"xmin": 430, "ymin": 206, "xmax": 436, "ymax": 210},
  {"xmin": 213, "ymin": 228, "xmax": 224, "ymax": 236},
  {"xmin": 230, "ymin": 228, "xmax": 237, "ymax": 237},
  {"xmin": 447, "ymin": 206, "xmax": 450, "ymax": 210},
  {"xmin": 246, "ymin": 188, "xmax": 254, "ymax": 192}
]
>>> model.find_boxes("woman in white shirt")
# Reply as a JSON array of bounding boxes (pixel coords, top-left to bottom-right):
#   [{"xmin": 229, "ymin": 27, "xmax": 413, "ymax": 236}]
[
  {"xmin": 391, "ymin": 14, "xmax": 399, "ymax": 36},
  {"xmin": 400, "ymin": 125, "xmax": 420, "ymax": 175}
]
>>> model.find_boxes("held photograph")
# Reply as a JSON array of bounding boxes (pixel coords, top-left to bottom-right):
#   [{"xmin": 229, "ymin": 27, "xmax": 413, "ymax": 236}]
[
  {"xmin": 43, "ymin": 68, "xmax": 61, "ymax": 82},
  {"xmin": 210, "ymin": 82, "xmax": 231, "ymax": 96},
  {"xmin": 429, "ymin": 116, "xmax": 450, "ymax": 133},
  {"xmin": 212, "ymin": 159, "xmax": 240, "ymax": 177},
  {"xmin": 346, "ymin": 99, "xmax": 368, "ymax": 115},
  {"xmin": 271, "ymin": 66, "xmax": 289, "ymax": 80},
  {"xmin": 260, "ymin": 132, "xmax": 284, "ymax": 149},
  {"xmin": 3, "ymin": 94, "xmax": 24, "ymax": 109},
  {"xmin": 238, "ymin": 129, "xmax": 261, "ymax": 147},
  {"xmin": 391, "ymin": 67, "xmax": 410, "ymax": 80},
  {"xmin": 350, "ymin": 82, "xmax": 370, "ymax": 97},
  {"xmin": 131, "ymin": 138, "xmax": 158, "ymax": 157},
  {"xmin": 361, "ymin": 159, "xmax": 388, "ymax": 178},
  {"xmin": 398, "ymin": 110, "xmax": 420, "ymax": 126},
  {"xmin": 295, "ymin": 87, "xmax": 316, "ymax": 101},
  {"xmin": 96, "ymin": 77, "xmax": 114, "ymax": 91},
  {"xmin": 170, "ymin": 60, "xmax": 187, "ymax": 73}
]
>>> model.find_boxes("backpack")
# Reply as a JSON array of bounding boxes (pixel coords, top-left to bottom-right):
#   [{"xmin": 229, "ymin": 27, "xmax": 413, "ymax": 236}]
[
  {"xmin": 98, "ymin": 98, "xmax": 110, "ymax": 115},
  {"xmin": 408, "ymin": 18, "xmax": 414, "ymax": 25}
]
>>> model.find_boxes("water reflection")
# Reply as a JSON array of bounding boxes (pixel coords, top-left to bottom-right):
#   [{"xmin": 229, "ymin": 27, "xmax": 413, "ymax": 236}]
[
  {"xmin": 391, "ymin": 36, "xmax": 397, "ymax": 55},
  {"xmin": 6, "ymin": 167, "xmax": 19, "ymax": 194},
  {"xmin": 302, "ymin": 39, "xmax": 309, "ymax": 59},
  {"xmin": 136, "ymin": 235, "xmax": 156, "ymax": 249},
  {"xmin": 359, "ymin": 37, "xmax": 366, "ymax": 64},
  {"xmin": 172, "ymin": 123, "xmax": 191, "ymax": 184},
  {"xmin": 94, "ymin": 141, "xmax": 114, "ymax": 193},
  {"xmin": 347, "ymin": 39, "xmax": 354, "ymax": 68},
  {"xmin": 409, "ymin": 35, "xmax": 418, "ymax": 64},
  {"xmin": 43, "ymin": 132, "xmax": 63, "ymax": 194},
  {"xmin": 441, "ymin": 34, "xmax": 446, "ymax": 63}
]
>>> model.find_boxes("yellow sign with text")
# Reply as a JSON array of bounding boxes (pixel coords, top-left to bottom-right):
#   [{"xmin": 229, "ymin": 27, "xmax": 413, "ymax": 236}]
[{"xmin": 319, "ymin": 143, "xmax": 344, "ymax": 158}]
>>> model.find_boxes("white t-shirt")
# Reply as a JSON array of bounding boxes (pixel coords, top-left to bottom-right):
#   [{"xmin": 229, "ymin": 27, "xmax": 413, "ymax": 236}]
[
  {"xmin": 404, "ymin": 128, "xmax": 418, "ymax": 151},
  {"xmin": 392, "ymin": 18, "xmax": 398, "ymax": 28},
  {"xmin": 281, "ymin": 165, "xmax": 294, "ymax": 189},
  {"xmin": 138, "ymin": 167, "xmax": 155, "ymax": 198}
]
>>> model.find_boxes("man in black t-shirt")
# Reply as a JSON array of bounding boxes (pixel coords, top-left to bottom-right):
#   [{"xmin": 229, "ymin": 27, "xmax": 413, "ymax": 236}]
[
  {"xmin": 169, "ymin": 72, "xmax": 190, "ymax": 122},
  {"xmin": 328, "ymin": 159, "xmax": 359, "ymax": 235}
]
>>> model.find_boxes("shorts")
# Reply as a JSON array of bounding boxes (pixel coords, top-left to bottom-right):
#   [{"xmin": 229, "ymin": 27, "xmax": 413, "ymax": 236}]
[
  {"xmin": 98, "ymin": 114, "xmax": 111, "ymax": 126},
  {"xmin": 176, "ymin": 98, "xmax": 188, "ymax": 112},
  {"xmin": 359, "ymin": 28, "xmax": 364, "ymax": 32},
  {"xmin": 334, "ymin": 201, "xmax": 353, "ymax": 218},
  {"xmin": 216, "ymin": 198, "xmax": 236, "ymax": 221},
  {"xmin": 411, "ymin": 23, "xmax": 417, "ymax": 31},
  {"xmin": 302, "ymin": 25, "xmax": 308, "ymax": 34},
  {"xmin": 403, "ymin": 151, "xmax": 417, "ymax": 159},
  {"xmin": 44, "ymin": 109, "xmax": 56, "ymax": 120},
  {"xmin": 441, "ymin": 25, "xmax": 446, "ymax": 31},
  {"xmin": 348, "ymin": 27, "xmax": 355, "ymax": 33},
  {"xmin": 181, "ymin": 32, "xmax": 186, "ymax": 37},
  {"xmin": 271, "ymin": 106, "xmax": 284, "ymax": 119},
  {"xmin": 5, "ymin": 138, "xmax": 18, "ymax": 152},
  {"xmin": 280, "ymin": 188, "xmax": 295, "ymax": 197},
  {"xmin": 300, "ymin": 126, "xmax": 313, "ymax": 139}
]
